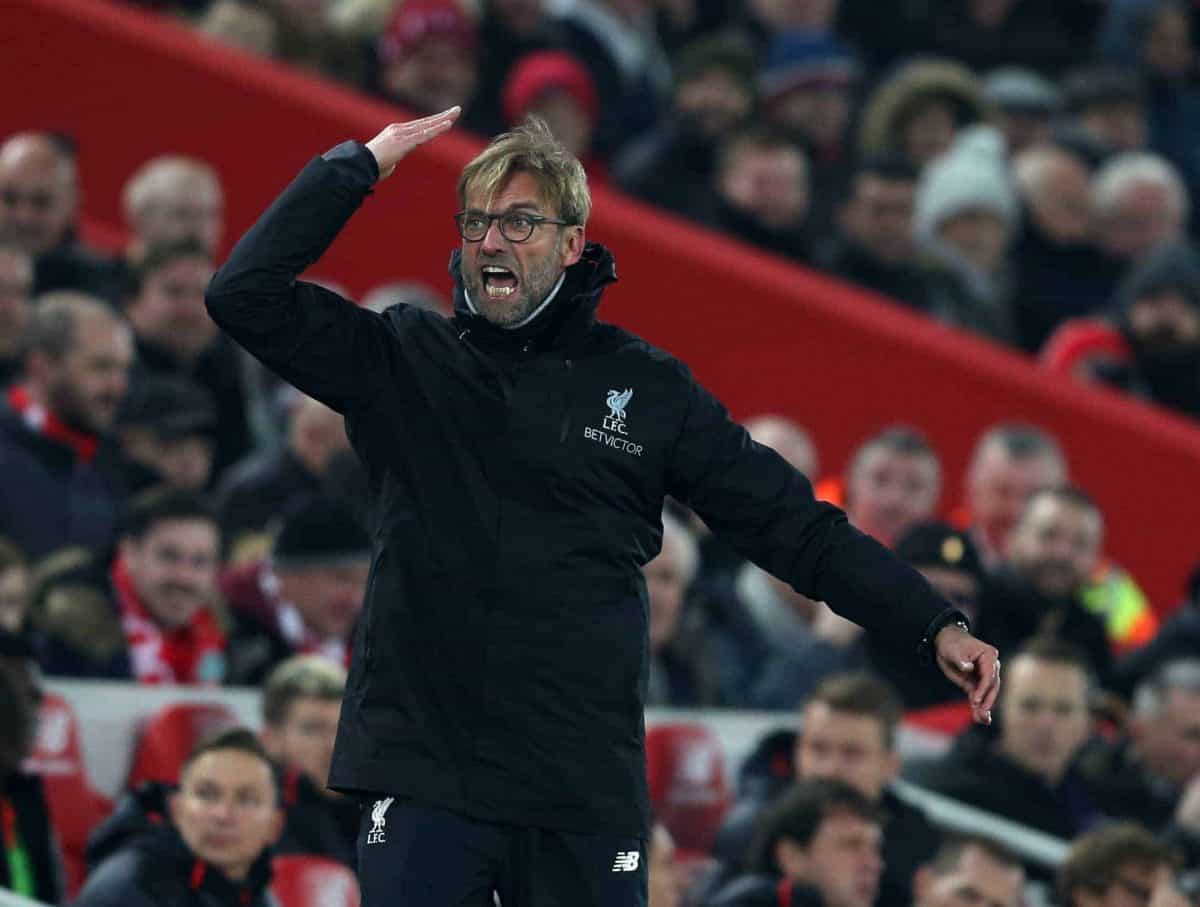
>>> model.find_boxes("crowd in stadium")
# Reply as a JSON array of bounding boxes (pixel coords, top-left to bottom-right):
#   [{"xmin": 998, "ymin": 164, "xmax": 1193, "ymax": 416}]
[{"xmin": 2, "ymin": 0, "xmax": 1200, "ymax": 905}]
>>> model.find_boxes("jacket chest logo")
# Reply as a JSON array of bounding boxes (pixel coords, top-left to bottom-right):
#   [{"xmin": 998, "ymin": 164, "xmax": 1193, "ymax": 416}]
[{"xmin": 584, "ymin": 387, "xmax": 643, "ymax": 456}]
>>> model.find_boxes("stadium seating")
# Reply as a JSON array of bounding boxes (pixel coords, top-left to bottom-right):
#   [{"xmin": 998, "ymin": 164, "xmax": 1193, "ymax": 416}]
[
  {"xmin": 125, "ymin": 701, "xmax": 241, "ymax": 788},
  {"xmin": 271, "ymin": 855, "xmax": 361, "ymax": 907},
  {"xmin": 646, "ymin": 722, "xmax": 732, "ymax": 859}
]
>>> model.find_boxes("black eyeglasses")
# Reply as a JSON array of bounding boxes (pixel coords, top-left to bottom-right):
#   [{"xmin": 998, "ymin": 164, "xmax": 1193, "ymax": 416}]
[{"xmin": 455, "ymin": 210, "xmax": 571, "ymax": 243}]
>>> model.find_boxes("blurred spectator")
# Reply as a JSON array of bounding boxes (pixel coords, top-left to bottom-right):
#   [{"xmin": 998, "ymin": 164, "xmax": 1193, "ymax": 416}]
[
  {"xmin": 361, "ymin": 280, "xmax": 447, "ymax": 315},
  {"xmin": 75, "ymin": 728, "xmax": 283, "ymax": 907},
  {"xmin": 0, "ymin": 243, "xmax": 32, "ymax": 387},
  {"xmin": 744, "ymin": 414, "xmax": 819, "ymax": 480},
  {"xmin": 125, "ymin": 238, "xmax": 252, "ymax": 473},
  {"xmin": 114, "ymin": 374, "xmax": 218, "ymax": 494},
  {"xmin": 1058, "ymin": 823, "xmax": 1191, "ymax": 907},
  {"xmin": 914, "ymin": 125, "xmax": 1019, "ymax": 343},
  {"xmin": 197, "ymin": 0, "xmax": 281, "ymax": 57},
  {"xmin": 857, "ymin": 59, "xmax": 987, "ymax": 170},
  {"xmin": 975, "ymin": 486, "xmax": 1114, "ymax": 685},
  {"xmin": 32, "ymin": 489, "xmax": 225, "ymax": 683},
  {"xmin": 701, "ymin": 126, "xmax": 813, "ymax": 263},
  {"xmin": 0, "ymin": 292, "xmax": 132, "ymax": 559},
  {"xmin": 222, "ymin": 497, "xmax": 369, "ymax": 685},
  {"xmin": 0, "ymin": 630, "xmax": 62, "ymax": 904},
  {"xmin": 374, "ymin": 0, "xmax": 480, "ymax": 121},
  {"xmin": 502, "ymin": 51, "xmax": 602, "ymax": 171},
  {"xmin": 717, "ymin": 674, "xmax": 941, "ymax": 906},
  {"xmin": 471, "ymin": 0, "xmax": 566, "ymax": 138},
  {"xmin": 551, "ymin": 0, "xmax": 672, "ymax": 159},
  {"xmin": 759, "ymin": 33, "xmax": 858, "ymax": 235},
  {"xmin": 1062, "ymin": 65, "xmax": 1150, "ymax": 154},
  {"xmin": 0, "ymin": 132, "xmax": 123, "ymax": 302},
  {"xmin": 911, "ymin": 835, "xmax": 1024, "ymax": 907},
  {"xmin": 261, "ymin": 655, "xmax": 358, "ymax": 866},
  {"xmin": 962, "ymin": 422, "xmax": 1067, "ymax": 568},
  {"xmin": 218, "ymin": 394, "xmax": 350, "ymax": 561},
  {"xmin": 645, "ymin": 510, "xmax": 706, "ymax": 706},
  {"xmin": 1081, "ymin": 659, "xmax": 1200, "ymax": 831},
  {"xmin": 908, "ymin": 638, "xmax": 1101, "ymax": 838},
  {"xmin": 615, "ymin": 34, "xmax": 756, "ymax": 220},
  {"xmin": 708, "ymin": 778, "xmax": 883, "ymax": 907},
  {"xmin": 981, "ymin": 67, "xmax": 1061, "ymax": 155},
  {"xmin": 122, "ymin": 155, "xmax": 224, "ymax": 264},
  {"xmin": 1110, "ymin": 241, "xmax": 1200, "ymax": 420},
  {"xmin": 0, "ymin": 541, "xmax": 30, "ymax": 633},
  {"xmin": 915, "ymin": 1, "xmax": 1104, "ymax": 79},
  {"xmin": 868, "ymin": 522, "xmax": 985, "ymax": 709},
  {"xmin": 1010, "ymin": 142, "xmax": 1122, "ymax": 351},
  {"xmin": 844, "ymin": 426, "xmax": 941, "ymax": 549},
  {"xmin": 1093, "ymin": 151, "xmax": 1189, "ymax": 266},
  {"xmin": 262, "ymin": 0, "xmax": 365, "ymax": 85},
  {"xmin": 648, "ymin": 822, "xmax": 681, "ymax": 907},
  {"xmin": 735, "ymin": 0, "xmax": 841, "ymax": 54}
]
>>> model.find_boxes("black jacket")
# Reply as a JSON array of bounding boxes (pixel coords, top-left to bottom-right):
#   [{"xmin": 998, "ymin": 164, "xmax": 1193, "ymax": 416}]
[
  {"xmin": 276, "ymin": 768, "xmax": 359, "ymax": 869},
  {"xmin": 0, "ymin": 771, "xmax": 63, "ymax": 904},
  {"xmin": 217, "ymin": 445, "xmax": 323, "ymax": 548},
  {"xmin": 205, "ymin": 141, "xmax": 964, "ymax": 837},
  {"xmin": 77, "ymin": 784, "xmax": 275, "ymax": 907}
]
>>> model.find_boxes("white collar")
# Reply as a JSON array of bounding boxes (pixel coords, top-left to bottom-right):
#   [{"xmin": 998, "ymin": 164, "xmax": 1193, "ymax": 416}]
[{"xmin": 463, "ymin": 270, "xmax": 567, "ymax": 330}]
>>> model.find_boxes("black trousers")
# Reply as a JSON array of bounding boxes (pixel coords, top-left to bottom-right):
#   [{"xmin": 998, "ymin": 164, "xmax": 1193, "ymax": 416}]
[{"xmin": 356, "ymin": 797, "xmax": 648, "ymax": 906}]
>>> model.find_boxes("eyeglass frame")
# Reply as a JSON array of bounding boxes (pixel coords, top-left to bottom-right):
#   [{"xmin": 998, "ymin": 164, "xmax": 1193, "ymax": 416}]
[{"xmin": 454, "ymin": 209, "xmax": 574, "ymax": 244}]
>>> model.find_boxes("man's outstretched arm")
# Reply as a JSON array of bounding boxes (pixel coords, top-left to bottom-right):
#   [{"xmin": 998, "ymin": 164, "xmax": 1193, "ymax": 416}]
[
  {"xmin": 205, "ymin": 107, "xmax": 460, "ymax": 414},
  {"xmin": 665, "ymin": 368, "xmax": 1000, "ymax": 722}
]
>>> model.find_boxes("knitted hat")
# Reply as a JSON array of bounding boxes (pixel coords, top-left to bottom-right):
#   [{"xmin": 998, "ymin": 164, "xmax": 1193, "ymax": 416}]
[
  {"xmin": 915, "ymin": 125, "xmax": 1019, "ymax": 240},
  {"xmin": 272, "ymin": 497, "xmax": 370, "ymax": 569},
  {"xmin": 377, "ymin": 0, "xmax": 477, "ymax": 66},
  {"xmin": 895, "ymin": 521, "xmax": 985, "ymax": 582},
  {"xmin": 502, "ymin": 51, "xmax": 599, "ymax": 128},
  {"xmin": 760, "ymin": 32, "xmax": 857, "ymax": 101}
]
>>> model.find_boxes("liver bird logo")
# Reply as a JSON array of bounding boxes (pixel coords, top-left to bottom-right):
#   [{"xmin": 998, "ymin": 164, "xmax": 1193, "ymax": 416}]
[
  {"xmin": 606, "ymin": 388, "xmax": 633, "ymax": 422},
  {"xmin": 367, "ymin": 796, "xmax": 395, "ymax": 843}
]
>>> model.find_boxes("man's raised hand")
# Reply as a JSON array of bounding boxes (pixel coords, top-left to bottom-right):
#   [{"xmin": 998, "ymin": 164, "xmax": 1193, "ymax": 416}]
[{"xmin": 365, "ymin": 107, "xmax": 461, "ymax": 181}]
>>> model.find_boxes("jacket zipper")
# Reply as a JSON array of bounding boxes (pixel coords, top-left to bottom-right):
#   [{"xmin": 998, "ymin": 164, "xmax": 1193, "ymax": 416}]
[{"xmin": 558, "ymin": 358, "xmax": 573, "ymax": 443}]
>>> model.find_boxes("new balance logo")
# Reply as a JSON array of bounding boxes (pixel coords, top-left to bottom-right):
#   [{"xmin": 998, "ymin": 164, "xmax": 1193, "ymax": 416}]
[{"xmin": 611, "ymin": 851, "xmax": 640, "ymax": 872}]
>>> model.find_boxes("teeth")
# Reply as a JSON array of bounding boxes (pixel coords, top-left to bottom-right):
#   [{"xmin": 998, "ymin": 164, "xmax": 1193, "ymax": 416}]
[
  {"xmin": 486, "ymin": 285, "xmax": 515, "ymax": 298},
  {"xmin": 483, "ymin": 266, "xmax": 512, "ymax": 275}
]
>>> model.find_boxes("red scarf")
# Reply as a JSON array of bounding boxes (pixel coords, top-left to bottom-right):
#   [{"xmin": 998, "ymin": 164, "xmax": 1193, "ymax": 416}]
[
  {"xmin": 112, "ymin": 556, "xmax": 226, "ymax": 685},
  {"xmin": 6, "ymin": 384, "xmax": 99, "ymax": 463}
]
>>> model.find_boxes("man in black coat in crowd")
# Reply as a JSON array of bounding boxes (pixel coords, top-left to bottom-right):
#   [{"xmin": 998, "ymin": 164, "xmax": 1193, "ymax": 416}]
[
  {"xmin": 205, "ymin": 107, "xmax": 1000, "ymax": 906},
  {"xmin": 75, "ymin": 728, "xmax": 283, "ymax": 907}
]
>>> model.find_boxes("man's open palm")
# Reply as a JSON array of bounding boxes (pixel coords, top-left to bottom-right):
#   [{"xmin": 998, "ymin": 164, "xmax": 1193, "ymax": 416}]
[{"xmin": 365, "ymin": 106, "xmax": 461, "ymax": 181}]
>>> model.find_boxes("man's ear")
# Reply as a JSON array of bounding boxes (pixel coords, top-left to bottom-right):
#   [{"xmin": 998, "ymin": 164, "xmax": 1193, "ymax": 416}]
[
  {"xmin": 267, "ymin": 805, "xmax": 286, "ymax": 845},
  {"xmin": 561, "ymin": 226, "xmax": 585, "ymax": 267},
  {"xmin": 775, "ymin": 838, "xmax": 809, "ymax": 881},
  {"xmin": 883, "ymin": 748, "xmax": 901, "ymax": 784},
  {"xmin": 260, "ymin": 726, "xmax": 279, "ymax": 759},
  {"xmin": 167, "ymin": 789, "xmax": 182, "ymax": 826},
  {"xmin": 912, "ymin": 865, "xmax": 933, "ymax": 905}
]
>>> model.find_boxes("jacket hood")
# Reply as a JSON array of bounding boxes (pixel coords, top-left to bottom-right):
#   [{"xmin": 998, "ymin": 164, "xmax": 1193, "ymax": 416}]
[
  {"xmin": 448, "ymin": 240, "xmax": 617, "ymax": 354},
  {"xmin": 86, "ymin": 782, "xmax": 174, "ymax": 870},
  {"xmin": 858, "ymin": 58, "xmax": 988, "ymax": 159}
]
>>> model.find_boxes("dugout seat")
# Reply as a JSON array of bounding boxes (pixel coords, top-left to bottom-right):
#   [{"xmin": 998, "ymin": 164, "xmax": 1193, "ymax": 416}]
[
  {"xmin": 22, "ymin": 692, "xmax": 113, "ymax": 897},
  {"xmin": 126, "ymin": 701, "xmax": 240, "ymax": 788},
  {"xmin": 903, "ymin": 701, "xmax": 973, "ymax": 737},
  {"xmin": 271, "ymin": 855, "xmax": 360, "ymax": 907},
  {"xmin": 645, "ymin": 722, "xmax": 731, "ymax": 858}
]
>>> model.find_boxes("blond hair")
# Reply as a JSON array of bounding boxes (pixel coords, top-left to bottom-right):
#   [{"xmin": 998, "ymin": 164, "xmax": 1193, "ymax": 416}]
[
  {"xmin": 457, "ymin": 117, "xmax": 590, "ymax": 228},
  {"xmin": 261, "ymin": 654, "xmax": 347, "ymax": 726}
]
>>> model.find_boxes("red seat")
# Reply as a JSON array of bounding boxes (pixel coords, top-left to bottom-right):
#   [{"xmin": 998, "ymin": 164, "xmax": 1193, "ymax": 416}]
[
  {"xmin": 22, "ymin": 693, "xmax": 114, "ymax": 898},
  {"xmin": 645, "ymin": 722, "xmax": 731, "ymax": 856},
  {"xmin": 271, "ymin": 855, "xmax": 360, "ymax": 907},
  {"xmin": 126, "ymin": 701, "xmax": 241, "ymax": 788},
  {"xmin": 903, "ymin": 701, "xmax": 973, "ymax": 737}
]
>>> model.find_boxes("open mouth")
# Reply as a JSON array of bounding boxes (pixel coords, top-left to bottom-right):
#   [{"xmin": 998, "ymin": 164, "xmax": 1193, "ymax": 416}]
[{"xmin": 482, "ymin": 265, "xmax": 518, "ymax": 299}]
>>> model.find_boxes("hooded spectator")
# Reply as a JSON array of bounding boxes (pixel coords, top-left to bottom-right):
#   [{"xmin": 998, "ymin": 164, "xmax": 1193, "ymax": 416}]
[
  {"xmin": 982, "ymin": 67, "xmax": 1061, "ymax": 155},
  {"xmin": 1111, "ymin": 240, "xmax": 1200, "ymax": 419},
  {"xmin": 858, "ymin": 59, "xmax": 988, "ymax": 170},
  {"xmin": 375, "ymin": 0, "xmax": 480, "ymax": 120},
  {"xmin": 502, "ymin": 52, "xmax": 603, "ymax": 176},
  {"xmin": 614, "ymin": 33, "xmax": 756, "ymax": 220},
  {"xmin": 915, "ymin": 125, "xmax": 1019, "ymax": 342}
]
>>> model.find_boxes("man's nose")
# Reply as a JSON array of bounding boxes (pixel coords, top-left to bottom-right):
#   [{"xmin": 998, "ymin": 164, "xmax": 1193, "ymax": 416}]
[{"xmin": 480, "ymin": 220, "xmax": 506, "ymax": 254}]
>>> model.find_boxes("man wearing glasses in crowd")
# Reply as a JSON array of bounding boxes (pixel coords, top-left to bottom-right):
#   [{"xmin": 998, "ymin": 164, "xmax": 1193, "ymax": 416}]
[{"xmin": 205, "ymin": 106, "xmax": 1000, "ymax": 906}]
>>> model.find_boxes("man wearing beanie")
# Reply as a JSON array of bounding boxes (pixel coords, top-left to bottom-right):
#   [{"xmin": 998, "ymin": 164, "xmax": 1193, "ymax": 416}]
[{"xmin": 222, "ymin": 497, "xmax": 370, "ymax": 685}]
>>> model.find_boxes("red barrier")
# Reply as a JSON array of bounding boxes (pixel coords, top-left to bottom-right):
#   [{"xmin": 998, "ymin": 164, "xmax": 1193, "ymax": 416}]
[{"xmin": 4, "ymin": 0, "xmax": 1199, "ymax": 612}]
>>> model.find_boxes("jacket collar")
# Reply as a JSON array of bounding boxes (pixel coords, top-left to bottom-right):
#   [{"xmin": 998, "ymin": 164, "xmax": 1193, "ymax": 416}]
[{"xmin": 448, "ymin": 241, "xmax": 617, "ymax": 355}]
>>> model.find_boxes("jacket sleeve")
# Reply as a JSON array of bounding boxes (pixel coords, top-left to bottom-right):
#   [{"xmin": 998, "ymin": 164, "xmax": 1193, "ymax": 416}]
[
  {"xmin": 204, "ymin": 141, "xmax": 397, "ymax": 414},
  {"xmin": 665, "ymin": 367, "xmax": 964, "ymax": 662},
  {"xmin": 70, "ymin": 852, "xmax": 160, "ymax": 907}
]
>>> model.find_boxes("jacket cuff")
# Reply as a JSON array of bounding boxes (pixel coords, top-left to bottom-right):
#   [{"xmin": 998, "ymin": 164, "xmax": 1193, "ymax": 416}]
[
  {"xmin": 321, "ymin": 140, "xmax": 380, "ymax": 185},
  {"xmin": 917, "ymin": 607, "xmax": 970, "ymax": 665}
]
